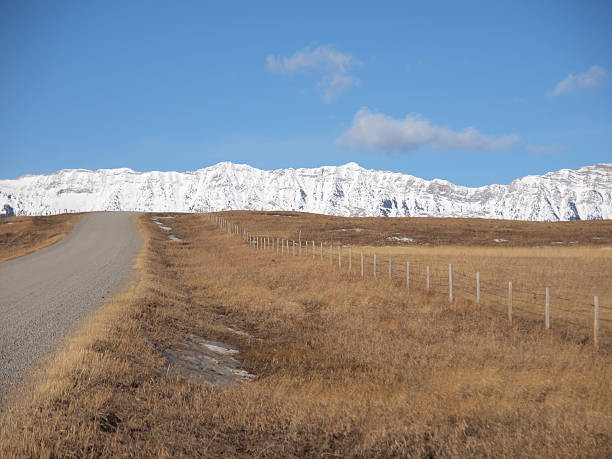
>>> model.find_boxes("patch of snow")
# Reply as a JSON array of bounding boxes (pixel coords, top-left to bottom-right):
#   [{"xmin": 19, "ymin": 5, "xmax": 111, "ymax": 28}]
[
  {"xmin": 493, "ymin": 239, "xmax": 509, "ymax": 243},
  {"xmin": 339, "ymin": 228, "xmax": 364, "ymax": 232},
  {"xmin": 168, "ymin": 234, "xmax": 181, "ymax": 241},
  {"xmin": 160, "ymin": 226, "xmax": 172, "ymax": 231},
  {"xmin": 203, "ymin": 343, "xmax": 239, "ymax": 355},
  {"xmin": 551, "ymin": 241, "xmax": 564, "ymax": 245},
  {"xmin": 231, "ymin": 369, "xmax": 255, "ymax": 379},
  {"xmin": 386, "ymin": 236, "xmax": 413, "ymax": 242}
]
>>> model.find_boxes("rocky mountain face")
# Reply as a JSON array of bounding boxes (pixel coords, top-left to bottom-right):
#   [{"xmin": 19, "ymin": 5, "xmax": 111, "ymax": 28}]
[{"xmin": 0, "ymin": 162, "xmax": 610, "ymax": 221}]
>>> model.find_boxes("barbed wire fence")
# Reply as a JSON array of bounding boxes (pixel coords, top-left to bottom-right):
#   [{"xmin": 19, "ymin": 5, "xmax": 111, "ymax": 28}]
[{"xmin": 206, "ymin": 214, "xmax": 607, "ymax": 352}]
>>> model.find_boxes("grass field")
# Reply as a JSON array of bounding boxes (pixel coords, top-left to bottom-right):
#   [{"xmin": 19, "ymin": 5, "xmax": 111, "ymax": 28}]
[
  {"xmin": 0, "ymin": 211, "xmax": 610, "ymax": 456},
  {"xmin": 0, "ymin": 213, "xmax": 82, "ymax": 263}
]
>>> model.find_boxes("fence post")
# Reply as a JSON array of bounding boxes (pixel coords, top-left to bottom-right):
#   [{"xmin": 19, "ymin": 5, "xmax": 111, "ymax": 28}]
[
  {"xmin": 312, "ymin": 241, "xmax": 315, "ymax": 259},
  {"xmin": 305, "ymin": 240, "xmax": 308, "ymax": 257},
  {"xmin": 349, "ymin": 247, "xmax": 352, "ymax": 270},
  {"xmin": 338, "ymin": 246, "xmax": 342, "ymax": 268},
  {"xmin": 292, "ymin": 241, "xmax": 295, "ymax": 257},
  {"xmin": 320, "ymin": 242, "xmax": 323, "ymax": 260},
  {"xmin": 426, "ymin": 265, "xmax": 430, "ymax": 292},
  {"xmin": 545, "ymin": 286, "xmax": 550, "ymax": 329},
  {"xmin": 299, "ymin": 240, "xmax": 302, "ymax": 257},
  {"xmin": 277, "ymin": 238, "xmax": 279, "ymax": 254},
  {"xmin": 389, "ymin": 259, "xmax": 392, "ymax": 282},
  {"xmin": 361, "ymin": 250, "xmax": 364, "ymax": 277},
  {"xmin": 330, "ymin": 243, "xmax": 333, "ymax": 265},
  {"xmin": 406, "ymin": 261, "xmax": 410, "ymax": 290},
  {"xmin": 476, "ymin": 272, "xmax": 480, "ymax": 306},
  {"xmin": 508, "ymin": 281, "xmax": 513, "ymax": 325},
  {"xmin": 373, "ymin": 253, "xmax": 377, "ymax": 279},
  {"xmin": 281, "ymin": 239, "xmax": 283, "ymax": 254},
  {"xmin": 594, "ymin": 296, "xmax": 600, "ymax": 351},
  {"xmin": 449, "ymin": 264, "xmax": 453, "ymax": 302}
]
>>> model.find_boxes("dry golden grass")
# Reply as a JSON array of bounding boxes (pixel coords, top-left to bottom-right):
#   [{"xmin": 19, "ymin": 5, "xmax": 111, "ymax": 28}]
[
  {"xmin": 0, "ymin": 213, "xmax": 82, "ymax": 263},
  {"xmin": 222, "ymin": 211, "xmax": 612, "ymax": 342},
  {"xmin": 0, "ymin": 212, "xmax": 610, "ymax": 457}
]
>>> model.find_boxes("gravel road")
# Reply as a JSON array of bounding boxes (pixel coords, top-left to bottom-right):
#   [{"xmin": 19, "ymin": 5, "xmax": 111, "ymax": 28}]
[{"xmin": 0, "ymin": 212, "xmax": 141, "ymax": 402}]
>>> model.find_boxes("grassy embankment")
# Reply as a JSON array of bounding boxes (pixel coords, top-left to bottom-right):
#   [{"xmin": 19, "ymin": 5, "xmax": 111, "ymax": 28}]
[
  {"xmin": 0, "ymin": 214, "xmax": 82, "ymax": 263},
  {"xmin": 0, "ymin": 211, "xmax": 610, "ymax": 456}
]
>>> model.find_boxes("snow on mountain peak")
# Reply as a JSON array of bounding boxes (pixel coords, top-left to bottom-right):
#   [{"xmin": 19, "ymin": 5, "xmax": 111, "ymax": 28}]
[{"xmin": 0, "ymin": 162, "xmax": 610, "ymax": 221}]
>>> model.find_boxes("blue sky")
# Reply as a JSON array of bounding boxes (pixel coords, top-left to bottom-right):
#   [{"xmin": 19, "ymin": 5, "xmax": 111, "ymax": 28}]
[{"xmin": 1, "ymin": 1, "xmax": 611, "ymax": 186}]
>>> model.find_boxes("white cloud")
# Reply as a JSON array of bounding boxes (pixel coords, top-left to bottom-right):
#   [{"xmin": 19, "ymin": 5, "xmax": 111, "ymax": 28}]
[
  {"xmin": 338, "ymin": 108, "xmax": 518, "ymax": 152},
  {"xmin": 551, "ymin": 65, "xmax": 608, "ymax": 96},
  {"xmin": 266, "ymin": 45, "xmax": 361, "ymax": 102},
  {"xmin": 526, "ymin": 143, "xmax": 566, "ymax": 154}
]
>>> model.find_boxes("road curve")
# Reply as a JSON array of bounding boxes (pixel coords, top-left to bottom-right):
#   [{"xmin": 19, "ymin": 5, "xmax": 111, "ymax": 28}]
[{"xmin": 0, "ymin": 212, "xmax": 141, "ymax": 401}]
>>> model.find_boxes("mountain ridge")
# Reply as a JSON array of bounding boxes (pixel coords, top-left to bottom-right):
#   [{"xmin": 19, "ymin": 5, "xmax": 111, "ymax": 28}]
[{"xmin": 1, "ymin": 162, "xmax": 611, "ymax": 221}]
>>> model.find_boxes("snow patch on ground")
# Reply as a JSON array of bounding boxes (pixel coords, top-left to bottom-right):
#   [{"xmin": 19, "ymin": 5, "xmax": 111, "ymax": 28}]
[
  {"xmin": 387, "ymin": 236, "xmax": 413, "ymax": 242},
  {"xmin": 339, "ymin": 228, "xmax": 364, "ymax": 232},
  {"xmin": 203, "ymin": 343, "xmax": 239, "ymax": 355},
  {"xmin": 168, "ymin": 234, "xmax": 181, "ymax": 241},
  {"xmin": 493, "ymin": 239, "xmax": 509, "ymax": 243},
  {"xmin": 160, "ymin": 226, "xmax": 172, "ymax": 231}
]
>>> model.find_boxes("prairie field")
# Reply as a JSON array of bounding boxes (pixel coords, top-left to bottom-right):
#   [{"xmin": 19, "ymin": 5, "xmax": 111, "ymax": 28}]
[
  {"xmin": 0, "ymin": 211, "xmax": 610, "ymax": 457},
  {"xmin": 0, "ymin": 213, "xmax": 82, "ymax": 263}
]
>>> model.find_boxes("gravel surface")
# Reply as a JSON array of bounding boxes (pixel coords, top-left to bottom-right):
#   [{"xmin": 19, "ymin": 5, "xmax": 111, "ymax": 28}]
[{"xmin": 0, "ymin": 212, "xmax": 141, "ymax": 403}]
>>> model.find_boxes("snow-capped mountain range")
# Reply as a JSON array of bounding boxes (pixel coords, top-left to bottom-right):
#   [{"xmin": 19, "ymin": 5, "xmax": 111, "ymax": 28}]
[{"xmin": 1, "ymin": 162, "xmax": 611, "ymax": 221}]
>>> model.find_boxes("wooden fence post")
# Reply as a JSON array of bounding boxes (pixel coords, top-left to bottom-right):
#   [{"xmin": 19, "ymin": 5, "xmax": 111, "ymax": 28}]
[
  {"xmin": 305, "ymin": 240, "xmax": 308, "ymax": 257},
  {"xmin": 406, "ymin": 261, "xmax": 410, "ymax": 290},
  {"xmin": 476, "ymin": 272, "xmax": 480, "ymax": 306},
  {"xmin": 349, "ymin": 247, "xmax": 352, "ymax": 270},
  {"xmin": 312, "ymin": 241, "xmax": 315, "ymax": 259},
  {"xmin": 449, "ymin": 264, "xmax": 453, "ymax": 302},
  {"xmin": 373, "ymin": 253, "xmax": 377, "ymax": 279},
  {"xmin": 299, "ymin": 240, "xmax": 302, "ymax": 257},
  {"xmin": 338, "ymin": 246, "xmax": 342, "ymax": 268},
  {"xmin": 594, "ymin": 296, "xmax": 600, "ymax": 351},
  {"xmin": 545, "ymin": 286, "xmax": 550, "ymax": 329},
  {"xmin": 361, "ymin": 250, "xmax": 364, "ymax": 277},
  {"xmin": 292, "ymin": 241, "xmax": 295, "ymax": 257},
  {"xmin": 426, "ymin": 265, "xmax": 430, "ymax": 292},
  {"xmin": 330, "ymin": 243, "xmax": 333, "ymax": 265},
  {"xmin": 389, "ymin": 259, "xmax": 392, "ymax": 282},
  {"xmin": 320, "ymin": 242, "xmax": 323, "ymax": 260},
  {"xmin": 508, "ymin": 281, "xmax": 513, "ymax": 325}
]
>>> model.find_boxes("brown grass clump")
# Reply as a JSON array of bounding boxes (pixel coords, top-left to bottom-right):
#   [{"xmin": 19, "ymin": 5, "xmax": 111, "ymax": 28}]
[
  {"xmin": 0, "ymin": 212, "xmax": 610, "ymax": 457},
  {"xmin": 0, "ymin": 213, "xmax": 82, "ymax": 263}
]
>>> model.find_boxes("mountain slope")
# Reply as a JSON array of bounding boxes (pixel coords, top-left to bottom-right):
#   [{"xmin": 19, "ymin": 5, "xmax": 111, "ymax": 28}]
[{"xmin": 1, "ymin": 162, "xmax": 611, "ymax": 221}]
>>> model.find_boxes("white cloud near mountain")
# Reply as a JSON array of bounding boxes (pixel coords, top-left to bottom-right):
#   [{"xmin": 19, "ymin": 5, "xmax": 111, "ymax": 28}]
[
  {"xmin": 338, "ymin": 108, "xmax": 518, "ymax": 152},
  {"xmin": 266, "ymin": 45, "xmax": 361, "ymax": 102},
  {"xmin": 551, "ymin": 65, "xmax": 608, "ymax": 96},
  {"xmin": 526, "ymin": 143, "xmax": 566, "ymax": 154}
]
